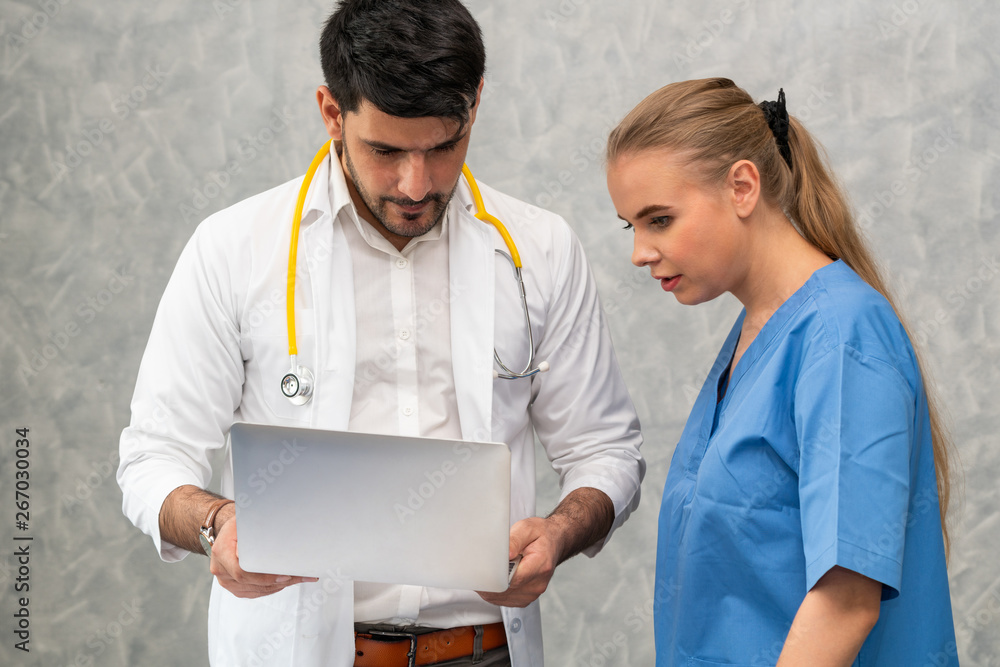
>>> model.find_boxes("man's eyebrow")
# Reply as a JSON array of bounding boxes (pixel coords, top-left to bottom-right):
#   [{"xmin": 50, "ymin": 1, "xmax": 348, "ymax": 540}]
[{"xmin": 362, "ymin": 131, "xmax": 468, "ymax": 153}]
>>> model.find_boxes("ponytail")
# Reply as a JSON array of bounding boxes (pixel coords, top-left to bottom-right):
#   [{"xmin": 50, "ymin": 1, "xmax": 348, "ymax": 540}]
[
  {"xmin": 785, "ymin": 118, "xmax": 956, "ymax": 555},
  {"xmin": 607, "ymin": 78, "xmax": 956, "ymax": 555}
]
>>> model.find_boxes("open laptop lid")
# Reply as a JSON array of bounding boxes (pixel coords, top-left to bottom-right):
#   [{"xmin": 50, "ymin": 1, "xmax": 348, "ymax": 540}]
[{"xmin": 230, "ymin": 422, "xmax": 512, "ymax": 593}]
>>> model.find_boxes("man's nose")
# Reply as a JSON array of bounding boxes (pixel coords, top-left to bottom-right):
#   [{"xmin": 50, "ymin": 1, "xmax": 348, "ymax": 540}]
[{"xmin": 397, "ymin": 154, "xmax": 432, "ymax": 202}]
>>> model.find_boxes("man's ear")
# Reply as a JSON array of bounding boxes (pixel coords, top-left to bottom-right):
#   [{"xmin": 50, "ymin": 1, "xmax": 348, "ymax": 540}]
[
  {"xmin": 728, "ymin": 160, "xmax": 762, "ymax": 219},
  {"xmin": 317, "ymin": 86, "xmax": 345, "ymax": 140},
  {"xmin": 466, "ymin": 78, "xmax": 485, "ymax": 126}
]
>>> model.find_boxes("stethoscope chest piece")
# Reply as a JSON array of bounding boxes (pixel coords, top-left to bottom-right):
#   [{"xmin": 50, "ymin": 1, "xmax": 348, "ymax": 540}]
[
  {"xmin": 280, "ymin": 363, "xmax": 314, "ymax": 406},
  {"xmin": 281, "ymin": 144, "xmax": 549, "ymax": 406}
]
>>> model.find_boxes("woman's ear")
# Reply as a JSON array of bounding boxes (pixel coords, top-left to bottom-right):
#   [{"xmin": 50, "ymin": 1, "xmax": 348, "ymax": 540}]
[{"xmin": 727, "ymin": 160, "xmax": 761, "ymax": 219}]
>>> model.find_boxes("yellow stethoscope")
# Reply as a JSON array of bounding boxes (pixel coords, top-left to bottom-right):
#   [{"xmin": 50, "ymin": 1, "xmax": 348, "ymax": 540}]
[{"xmin": 280, "ymin": 140, "xmax": 549, "ymax": 405}]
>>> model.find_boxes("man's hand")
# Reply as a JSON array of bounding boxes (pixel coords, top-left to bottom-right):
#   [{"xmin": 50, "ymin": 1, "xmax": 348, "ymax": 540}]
[
  {"xmin": 477, "ymin": 517, "xmax": 561, "ymax": 607},
  {"xmin": 477, "ymin": 487, "xmax": 614, "ymax": 608},
  {"xmin": 208, "ymin": 511, "xmax": 318, "ymax": 599},
  {"xmin": 159, "ymin": 485, "xmax": 316, "ymax": 599}
]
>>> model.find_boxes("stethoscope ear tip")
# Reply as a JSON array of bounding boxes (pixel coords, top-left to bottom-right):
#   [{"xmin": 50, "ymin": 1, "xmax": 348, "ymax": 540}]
[{"xmin": 537, "ymin": 361, "xmax": 550, "ymax": 373}]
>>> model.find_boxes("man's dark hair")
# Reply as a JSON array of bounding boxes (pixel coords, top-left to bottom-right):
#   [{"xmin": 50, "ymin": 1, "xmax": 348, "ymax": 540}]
[{"xmin": 320, "ymin": 0, "xmax": 486, "ymax": 126}]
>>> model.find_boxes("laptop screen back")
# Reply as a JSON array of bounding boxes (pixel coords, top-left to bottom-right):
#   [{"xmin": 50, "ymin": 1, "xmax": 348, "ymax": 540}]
[{"xmin": 230, "ymin": 422, "xmax": 512, "ymax": 593}]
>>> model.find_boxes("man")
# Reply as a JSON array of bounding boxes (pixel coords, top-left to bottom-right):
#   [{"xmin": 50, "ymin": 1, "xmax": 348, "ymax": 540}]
[{"xmin": 118, "ymin": 1, "xmax": 644, "ymax": 665}]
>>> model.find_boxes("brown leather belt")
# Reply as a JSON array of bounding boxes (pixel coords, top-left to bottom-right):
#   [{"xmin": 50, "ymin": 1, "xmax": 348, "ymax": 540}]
[{"xmin": 354, "ymin": 622, "xmax": 507, "ymax": 667}]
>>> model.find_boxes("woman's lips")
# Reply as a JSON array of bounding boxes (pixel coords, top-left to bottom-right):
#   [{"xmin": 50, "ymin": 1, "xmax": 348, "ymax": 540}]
[{"xmin": 657, "ymin": 275, "xmax": 681, "ymax": 292}]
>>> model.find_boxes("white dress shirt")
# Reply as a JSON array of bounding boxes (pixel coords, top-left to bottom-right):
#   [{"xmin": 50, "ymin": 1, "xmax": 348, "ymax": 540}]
[
  {"xmin": 118, "ymin": 150, "xmax": 644, "ymax": 666},
  {"xmin": 339, "ymin": 181, "xmax": 501, "ymax": 627}
]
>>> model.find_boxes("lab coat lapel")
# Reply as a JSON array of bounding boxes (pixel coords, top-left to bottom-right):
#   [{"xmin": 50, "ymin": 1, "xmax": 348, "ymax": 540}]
[
  {"xmin": 449, "ymin": 204, "xmax": 495, "ymax": 442},
  {"xmin": 300, "ymin": 193, "xmax": 357, "ymax": 431}
]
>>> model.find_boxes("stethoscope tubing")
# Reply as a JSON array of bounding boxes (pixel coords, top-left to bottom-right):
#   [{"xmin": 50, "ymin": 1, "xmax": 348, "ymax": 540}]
[{"xmin": 282, "ymin": 142, "xmax": 547, "ymax": 404}]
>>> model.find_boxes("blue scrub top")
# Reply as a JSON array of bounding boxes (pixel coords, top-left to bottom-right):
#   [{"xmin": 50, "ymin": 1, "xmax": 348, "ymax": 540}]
[{"xmin": 655, "ymin": 261, "xmax": 957, "ymax": 666}]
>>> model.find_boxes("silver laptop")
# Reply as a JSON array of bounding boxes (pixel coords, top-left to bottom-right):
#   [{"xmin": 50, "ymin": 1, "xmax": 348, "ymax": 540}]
[{"xmin": 230, "ymin": 422, "xmax": 512, "ymax": 593}]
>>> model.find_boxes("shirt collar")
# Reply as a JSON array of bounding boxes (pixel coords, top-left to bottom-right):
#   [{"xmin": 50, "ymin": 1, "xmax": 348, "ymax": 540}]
[
  {"xmin": 325, "ymin": 142, "xmax": 356, "ymax": 222},
  {"xmin": 318, "ymin": 143, "xmax": 450, "ymax": 257}
]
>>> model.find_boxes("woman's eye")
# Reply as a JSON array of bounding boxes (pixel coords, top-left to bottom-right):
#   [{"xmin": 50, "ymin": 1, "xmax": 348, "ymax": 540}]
[
  {"xmin": 621, "ymin": 222, "xmax": 634, "ymax": 231},
  {"xmin": 650, "ymin": 216, "xmax": 672, "ymax": 228}
]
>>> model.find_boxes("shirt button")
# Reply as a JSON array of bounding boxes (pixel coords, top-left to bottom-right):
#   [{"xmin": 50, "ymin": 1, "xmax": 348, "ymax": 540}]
[
  {"xmin": 399, "ymin": 329, "xmax": 410, "ymax": 340},
  {"xmin": 402, "ymin": 406, "xmax": 414, "ymax": 416},
  {"xmin": 396, "ymin": 258, "xmax": 409, "ymax": 269},
  {"xmin": 509, "ymin": 618, "xmax": 521, "ymax": 633}
]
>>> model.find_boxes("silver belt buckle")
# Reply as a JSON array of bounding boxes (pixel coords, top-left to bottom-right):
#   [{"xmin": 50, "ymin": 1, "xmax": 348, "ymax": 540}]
[{"xmin": 366, "ymin": 629, "xmax": 418, "ymax": 667}]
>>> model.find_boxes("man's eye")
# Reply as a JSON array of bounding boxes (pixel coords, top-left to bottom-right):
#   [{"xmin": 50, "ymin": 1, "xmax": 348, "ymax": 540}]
[
  {"xmin": 371, "ymin": 148, "xmax": 397, "ymax": 157},
  {"xmin": 435, "ymin": 143, "xmax": 459, "ymax": 153}
]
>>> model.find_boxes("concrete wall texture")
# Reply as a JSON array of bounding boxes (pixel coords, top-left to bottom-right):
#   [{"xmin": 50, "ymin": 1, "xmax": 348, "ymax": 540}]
[{"xmin": 1, "ymin": 0, "xmax": 997, "ymax": 665}]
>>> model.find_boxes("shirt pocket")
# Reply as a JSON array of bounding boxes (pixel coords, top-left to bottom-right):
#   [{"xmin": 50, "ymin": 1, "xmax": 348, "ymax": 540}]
[{"xmin": 241, "ymin": 308, "xmax": 316, "ymax": 423}]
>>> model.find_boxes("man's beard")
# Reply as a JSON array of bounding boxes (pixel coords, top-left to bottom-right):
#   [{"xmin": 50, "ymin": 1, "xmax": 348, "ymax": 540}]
[{"xmin": 343, "ymin": 142, "xmax": 455, "ymax": 239}]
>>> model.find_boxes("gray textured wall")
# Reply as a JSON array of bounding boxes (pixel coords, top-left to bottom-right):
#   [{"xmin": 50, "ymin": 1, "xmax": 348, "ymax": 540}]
[{"xmin": 1, "ymin": 0, "xmax": 997, "ymax": 665}]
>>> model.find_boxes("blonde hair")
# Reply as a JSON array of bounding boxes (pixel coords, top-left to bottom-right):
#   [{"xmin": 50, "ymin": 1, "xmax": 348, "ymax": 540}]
[{"xmin": 607, "ymin": 77, "xmax": 955, "ymax": 554}]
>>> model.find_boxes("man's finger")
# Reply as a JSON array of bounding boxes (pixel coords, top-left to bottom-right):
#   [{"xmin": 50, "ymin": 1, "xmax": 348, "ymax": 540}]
[
  {"xmin": 507, "ymin": 517, "xmax": 545, "ymax": 558},
  {"xmin": 212, "ymin": 546, "xmax": 316, "ymax": 588}
]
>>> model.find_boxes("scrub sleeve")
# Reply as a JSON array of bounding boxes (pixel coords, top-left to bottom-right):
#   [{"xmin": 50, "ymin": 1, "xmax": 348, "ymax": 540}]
[{"xmin": 795, "ymin": 343, "xmax": 914, "ymax": 598}]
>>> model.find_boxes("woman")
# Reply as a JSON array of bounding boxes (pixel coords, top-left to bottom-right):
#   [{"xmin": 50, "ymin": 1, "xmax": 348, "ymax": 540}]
[{"xmin": 606, "ymin": 79, "xmax": 957, "ymax": 666}]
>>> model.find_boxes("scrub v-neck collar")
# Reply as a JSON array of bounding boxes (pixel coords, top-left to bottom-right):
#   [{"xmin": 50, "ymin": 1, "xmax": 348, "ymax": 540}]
[{"xmin": 706, "ymin": 260, "xmax": 840, "ymax": 438}]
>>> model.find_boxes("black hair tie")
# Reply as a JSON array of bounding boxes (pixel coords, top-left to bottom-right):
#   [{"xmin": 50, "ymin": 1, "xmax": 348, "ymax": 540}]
[{"xmin": 759, "ymin": 89, "xmax": 792, "ymax": 169}]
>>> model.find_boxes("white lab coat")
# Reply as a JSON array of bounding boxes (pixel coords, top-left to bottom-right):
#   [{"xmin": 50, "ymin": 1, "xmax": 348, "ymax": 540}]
[{"xmin": 118, "ymin": 155, "xmax": 644, "ymax": 666}]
